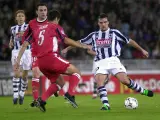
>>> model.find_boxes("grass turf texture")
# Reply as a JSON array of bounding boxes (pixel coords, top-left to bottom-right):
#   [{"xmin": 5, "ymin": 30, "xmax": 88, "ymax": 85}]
[{"xmin": 0, "ymin": 94, "xmax": 159, "ymax": 120}]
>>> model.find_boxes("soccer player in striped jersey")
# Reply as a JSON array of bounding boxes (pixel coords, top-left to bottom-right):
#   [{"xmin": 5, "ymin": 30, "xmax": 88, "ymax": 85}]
[
  {"xmin": 9, "ymin": 10, "xmax": 31, "ymax": 105},
  {"xmin": 79, "ymin": 13, "xmax": 154, "ymax": 110}
]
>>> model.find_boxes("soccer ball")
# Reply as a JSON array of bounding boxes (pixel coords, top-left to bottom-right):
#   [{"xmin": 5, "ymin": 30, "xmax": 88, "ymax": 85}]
[{"xmin": 124, "ymin": 97, "xmax": 138, "ymax": 109}]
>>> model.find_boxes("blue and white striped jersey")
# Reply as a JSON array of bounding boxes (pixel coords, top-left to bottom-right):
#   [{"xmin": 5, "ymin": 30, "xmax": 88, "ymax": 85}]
[
  {"xmin": 80, "ymin": 28, "xmax": 130, "ymax": 61},
  {"xmin": 10, "ymin": 23, "xmax": 30, "ymax": 50}
]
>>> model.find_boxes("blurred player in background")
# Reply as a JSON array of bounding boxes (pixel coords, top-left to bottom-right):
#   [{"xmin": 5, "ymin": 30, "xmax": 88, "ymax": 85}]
[
  {"xmin": 79, "ymin": 13, "xmax": 154, "ymax": 110},
  {"xmin": 15, "ymin": 9, "xmax": 90, "ymax": 112},
  {"xmin": 9, "ymin": 10, "xmax": 31, "ymax": 105}
]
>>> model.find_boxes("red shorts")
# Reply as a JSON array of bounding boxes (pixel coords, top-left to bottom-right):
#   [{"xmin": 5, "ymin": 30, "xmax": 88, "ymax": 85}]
[
  {"xmin": 38, "ymin": 53, "xmax": 70, "ymax": 83},
  {"xmin": 32, "ymin": 56, "xmax": 38, "ymax": 68}
]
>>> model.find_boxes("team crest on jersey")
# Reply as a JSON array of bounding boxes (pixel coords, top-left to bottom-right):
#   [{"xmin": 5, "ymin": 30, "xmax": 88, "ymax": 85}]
[{"xmin": 96, "ymin": 38, "xmax": 112, "ymax": 48}]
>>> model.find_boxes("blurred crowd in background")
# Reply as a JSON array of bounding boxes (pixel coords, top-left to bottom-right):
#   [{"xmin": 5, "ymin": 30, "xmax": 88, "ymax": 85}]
[{"xmin": 0, "ymin": 0, "xmax": 160, "ymax": 60}]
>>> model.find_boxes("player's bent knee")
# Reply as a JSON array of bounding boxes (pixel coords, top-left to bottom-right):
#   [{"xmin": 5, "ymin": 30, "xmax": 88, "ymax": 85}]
[{"xmin": 13, "ymin": 71, "xmax": 20, "ymax": 78}]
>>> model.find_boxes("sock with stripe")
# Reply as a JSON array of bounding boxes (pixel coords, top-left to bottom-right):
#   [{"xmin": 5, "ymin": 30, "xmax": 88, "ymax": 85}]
[
  {"xmin": 98, "ymin": 86, "xmax": 110, "ymax": 107},
  {"xmin": 128, "ymin": 78, "xmax": 144, "ymax": 94},
  {"xmin": 19, "ymin": 78, "xmax": 28, "ymax": 97},
  {"xmin": 12, "ymin": 77, "xmax": 20, "ymax": 98}
]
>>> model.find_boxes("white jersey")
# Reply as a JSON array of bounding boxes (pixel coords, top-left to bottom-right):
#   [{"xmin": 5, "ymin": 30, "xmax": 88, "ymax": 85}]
[
  {"xmin": 80, "ymin": 28, "xmax": 130, "ymax": 61},
  {"xmin": 10, "ymin": 23, "xmax": 30, "ymax": 50},
  {"xmin": 80, "ymin": 28, "xmax": 129, "ymax": 75},
  {"xmin": 10, "ymin": 23, "xmax": 31, "ymax": 70}
]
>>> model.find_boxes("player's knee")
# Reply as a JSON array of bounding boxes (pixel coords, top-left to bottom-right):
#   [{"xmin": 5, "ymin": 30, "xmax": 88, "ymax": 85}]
[
  {"xmin": 32, "ymin": 68, "xmax": 40, "ymax": 78},
  {"xmin": 95, "ymin": 77, "xmax": 105, "ymax": 87},
  {"xmin": 13, "ymin": 71, "xmax": 20, "ymax": 78},
  {"xmin": 32, "ymin": 86, "xmax": 38, "ymax": 91}
]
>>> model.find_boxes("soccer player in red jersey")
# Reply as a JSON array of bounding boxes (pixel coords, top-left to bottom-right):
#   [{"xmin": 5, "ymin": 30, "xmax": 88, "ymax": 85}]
[
  {"xmin": 15, "ymin": 9, "xmax": 90, "ymax": 112},
  {"xmin": 21, "ymin": 3, "xmax": 49, "ymax": 106},
  {"xmin": 22, "ymin": 3, "xmax": 64, "ymax": 107},
  {"xmin": 50, "ymin": 10, "xmax": 82, "ymax": 102},
  {"xmin": 22, "ymin": 3, "xmax": 83, "ymax": 108}
]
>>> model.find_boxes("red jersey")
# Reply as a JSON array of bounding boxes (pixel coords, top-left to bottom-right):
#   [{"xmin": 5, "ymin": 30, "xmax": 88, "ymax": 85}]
[
  {"xmin": 22, "ymin": 18, "xmax": 48, "ymax": 57},
  {"xmin": 26, "ymin": 22, "xmax": 66, "ymax": 58},
  {"xmin": 56, "ymin": 24, "xmax": 67, "ymax": 48}
]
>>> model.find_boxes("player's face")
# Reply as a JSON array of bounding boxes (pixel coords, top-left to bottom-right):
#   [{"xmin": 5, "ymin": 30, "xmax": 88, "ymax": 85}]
[
  {"xmin": 36, "ymin": 6, "xmax": 48, "ymax": 20},
  {"xmin": 98, "ymin": 18, "xmax": 109, "ymax": 31},
  {"xmin": 16, "ymin": 13, "xmax": 25, "ymax": 25}
]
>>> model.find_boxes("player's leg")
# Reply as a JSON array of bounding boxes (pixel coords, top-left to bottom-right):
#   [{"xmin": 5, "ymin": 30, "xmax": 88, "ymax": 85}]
[
  {"xmin": 52, "ymin": 54, "xmax": 81, "ymax": 108},
  {"xmin": 92, "ymin": 61, "xmax": 98, "ymax": 99},
  {"xmin": 66, "ymin": 70, "xmax": 81, "ymax": 100},
  {"xmin": 92, "ymin": 81, "xmax": 98, "ymax": 99},
  {"xmin": 32, "ymin": 66, "xmax": 40, "ymax": 100},
  {"xmin": 30, "ymin": 56, "xmax": 41, "ymax": 107},
  {"xmin": 56, "ymin": 74, "xmax": 80, "ymax": 108},
  {"xmin": 112, "ymin": 66, "xmax": 153, "ymax": 97},
  {"xmin": 37, "ymin": 72, "xmax": 60, "ymax": 112},
  {"xmin": 19, "ymin": 70, "xmax": 28, "ymax": 105},
  {"xmin": 12, "ymin": 67, "xmax": 21, "ymax": 104},
  {"xmin": 92, "ymin": 74, "xmax": 111, "ymax": 99},
  {"xmin": 54, "ymin": 75, "xmax": 65, "ymax": 97},
  {"xmin": 95, "ymin": 73, "xmax": 110, "ymax": 110},
  {"xmin": 63, "ymin": 64, "xmax": 82, "ymax": 107},
  {"xmin": 11, "ymin": 50, "xmax": 21, "ymax": 104},
  {"xmin": 18, "ymin": 50, "xmax": 31, "ymax": 105}
]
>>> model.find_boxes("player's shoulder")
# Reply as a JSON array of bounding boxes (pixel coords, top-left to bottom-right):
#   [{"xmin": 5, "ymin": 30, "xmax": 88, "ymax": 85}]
[
  {"xmin": 28, "ymin": 18, "xmax": 37, "ymax": 24},
  {"xmin": 110, "ymin": 28, "xmax": 121, "ymax": 33},
  {"xmin": 88, "ymin": 31, "xmax": 97, "ymax": 37},
  {"xmin": 49, "ymin": 23, "xmax": 59, "ymax": 27},
  {"xmin": 10, "ymin": 25, "xmax": 17, "ymax": 31},
  {"xmin": 56, "ymin": 24, "xmax": 63, "ymax": 29}
]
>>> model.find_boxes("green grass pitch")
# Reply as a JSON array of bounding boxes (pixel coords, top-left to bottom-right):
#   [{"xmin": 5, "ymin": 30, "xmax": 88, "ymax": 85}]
[{"xmin": 0, "ymin": 94, "xmax": 159, "ymax": 120}]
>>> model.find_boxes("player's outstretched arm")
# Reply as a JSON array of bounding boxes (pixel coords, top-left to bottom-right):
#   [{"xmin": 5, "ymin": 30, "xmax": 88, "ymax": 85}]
[
  {"xmin": 128, "ymin": 39, "xmax": 149, "ymax": 58},
  {"xmin": 87, "ymin": 49, "xmax": 96, "ymax": 56},
  {"xmin": 64, "ymin": 37, "xmax": 90, "ymax": 50},
  {"xmin": 61, "ymin": 46, "xmax": 75, "ymax": 54},
  {"xmin": 15, "ymin": 41, "xmax": 30, "ymax": 70}
]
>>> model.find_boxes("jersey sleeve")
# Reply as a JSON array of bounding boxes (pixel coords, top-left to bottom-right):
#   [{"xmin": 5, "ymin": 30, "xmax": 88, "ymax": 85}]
[
  {"xmin": 56, "ymin": 27, "xmax": 67, "ymax": 41},
  {"xmin": 113, "ymin": 29, "xmax": 130, "ymax": 44},
  {"xmin": 22, "ymin": 22, "xmax": 33, "ymax": 44},
  {"xmin": 80, "ymin": 32, "xmax": 94, "ymax": 45}
]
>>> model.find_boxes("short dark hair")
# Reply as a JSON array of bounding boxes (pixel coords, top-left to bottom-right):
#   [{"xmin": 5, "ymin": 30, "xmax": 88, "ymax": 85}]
[
  {"xmin": 98, "ymin": 13, "xmax": 108, "ymax": 19},
  {"xmin": 36, "ymin": 3, "xmax": 48, "ymax": 10},
  {"xmin": 48, "ymin": 10, "xmax": 61, "ymax": 21}
]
